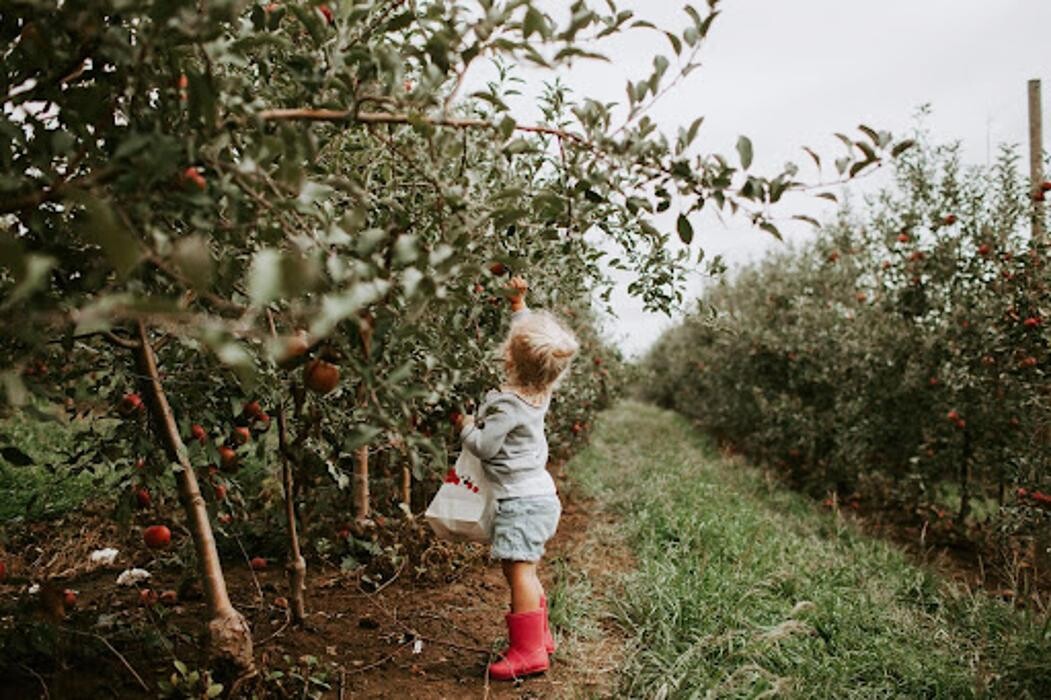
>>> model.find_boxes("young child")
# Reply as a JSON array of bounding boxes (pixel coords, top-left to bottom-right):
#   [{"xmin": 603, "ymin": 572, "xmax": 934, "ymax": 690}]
[{"xmin": 454, "ymin": 276, "xmax": 578, "ymax": 681}]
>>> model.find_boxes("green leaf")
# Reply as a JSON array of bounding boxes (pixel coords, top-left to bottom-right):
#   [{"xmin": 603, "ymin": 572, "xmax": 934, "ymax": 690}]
[
  {"xmin": 171, "ymin": 235, "xmax": 214, "ymax": 291},
  {"xmin": 892, "ymin": 139, "xmax": 916, "ymax": 157},
  {"xmin": 0, "ymin": 253, "xmax": 54, "ymax": 310},
  {"xmin": 248, "ymin": 249, "xmax": 282, "ymax": 305},
  {"xmin": 676, "ymin": 213, "xmax": 694, "ymax": 244},
  {"xmin": 759, "ymin": 221, "xmax": 782, "ymax": 240},
  {"xmin": 523, "ymin": 7, "xmax": 546, "ymax": 39},
  {"xmin": 206, "ymin": 684, "xmax": 224, "ymax": 698},
  {"xmin": 858, "ymin": 124, "xmax": 880, "ymax": 145},
  {"xmin": 72, "ymin": 194, "xmax": 140, "ymax": 278},
  {"xmin": 736, "ymin": 136, "xmax": 753, "ymax": 170},
  {"xmin": 803, "ymin": 147, "xmax": 821, "ymax": 171},
  {"xmin": 792, "ymin": 215, "xmax": 821, "ymax": 228}
]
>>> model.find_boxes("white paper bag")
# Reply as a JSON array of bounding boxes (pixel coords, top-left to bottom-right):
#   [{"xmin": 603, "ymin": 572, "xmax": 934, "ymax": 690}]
[{"xmin": 425, "ymin": 449, "xmax": 495, "ymax": 543}]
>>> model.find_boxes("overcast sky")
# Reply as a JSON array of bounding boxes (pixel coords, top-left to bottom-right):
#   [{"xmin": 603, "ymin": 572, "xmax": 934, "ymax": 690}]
[{"xmin": 465, "ymin": 1, "xmax": 1051, "ymax": 357}]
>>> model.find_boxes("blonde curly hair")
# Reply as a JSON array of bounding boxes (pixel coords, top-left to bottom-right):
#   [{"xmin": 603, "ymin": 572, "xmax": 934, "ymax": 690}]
[{"xmin": 500, "ymin": 310, "xmax": 579, "ymax": 397}]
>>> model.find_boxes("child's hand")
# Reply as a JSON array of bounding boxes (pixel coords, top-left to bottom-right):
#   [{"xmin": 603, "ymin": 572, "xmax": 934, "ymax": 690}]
[
  {"xmin": 508, "ymin": 276, "xmax": 528, "ymax": 312},
  {"xmin": 452, "ymin": 412, "xmax": 474, "ymax": 433}
]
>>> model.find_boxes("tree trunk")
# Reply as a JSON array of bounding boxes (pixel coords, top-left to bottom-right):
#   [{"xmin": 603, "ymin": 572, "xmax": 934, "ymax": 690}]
[
  {"xmin": 401, "ymin": 464, "xmax": 412, "ymax": 514},
  {"xmin": 132, "ymin": 321, "xmax": 255, "ymax": 675},
  {"xmin": 276, "ymin": 400, "xmax": 307, "ymax": 624},
  {"xmin": 353, "ymin": 444, "xmax": 370, "ymax": 522},
  {"xmin": 957, "ymin": 427, "xmax": 972, "ymax": 525},
  {"xmin": 353, "ymin": 313, "xmax": 374, "ymax": 524}
]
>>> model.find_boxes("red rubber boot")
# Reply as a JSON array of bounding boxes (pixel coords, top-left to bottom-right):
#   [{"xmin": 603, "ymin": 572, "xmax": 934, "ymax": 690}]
[
  {"xmin": 488, "ymin": 608, "xmax": 549, "ymax": 681},
  {"xmin": 540, "ymin": 595, "xmax": 556, "ymax": 655}
]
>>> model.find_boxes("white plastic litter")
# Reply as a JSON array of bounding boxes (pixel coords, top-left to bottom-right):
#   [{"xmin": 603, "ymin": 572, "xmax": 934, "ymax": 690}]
[
  {"xmin": 89, "ymin": 548, "xmax": 120, "ymax": 565},
  {"xmin": 28, "ymin": 583, "xmax": 40, "ymax": 595},
  {"xmin": 116, "ymin": 568, "xmax": 151, "ymax": 586},
  {"xmin": 412, "ymin": 639, "xmax": 424, "ymax": 655}
]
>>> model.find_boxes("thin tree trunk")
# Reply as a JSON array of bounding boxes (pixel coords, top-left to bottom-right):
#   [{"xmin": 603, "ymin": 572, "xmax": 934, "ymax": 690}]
[
  {"xmin": 276, "ymin": 401, "xmax": 307, "ymax": 624},
  {"xmin": 401, "ymin": 464, "xmax": 412, "ymax": 513},
  {"xmin": 957, "ymin": 427, "xmax": 972, "ymax": 525},
  {"xmin": 353, "ymin": 314, "xmax": 374, "ymax": 524},
  {"xmin": 267, "ymin": 311, "xmax": 307, "ymax": 623},
  {"xmin": 353, "ymin": 444, "xmax": 370, "ymax": 522},
  {"xmin": 132, "ymin": 321, "xmax": 255, "ymax": 675}
]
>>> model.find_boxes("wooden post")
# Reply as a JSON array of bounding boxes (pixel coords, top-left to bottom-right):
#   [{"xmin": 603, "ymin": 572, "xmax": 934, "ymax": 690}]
[{"xmin": 1028, "ymin": 79, "xmax": 1045, "ymax": 244}]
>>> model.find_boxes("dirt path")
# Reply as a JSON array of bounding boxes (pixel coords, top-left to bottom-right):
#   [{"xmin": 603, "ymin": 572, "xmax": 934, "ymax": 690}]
[{"xmin": 258, "ymin": 471, "xmax": 631, "ymax": 699}]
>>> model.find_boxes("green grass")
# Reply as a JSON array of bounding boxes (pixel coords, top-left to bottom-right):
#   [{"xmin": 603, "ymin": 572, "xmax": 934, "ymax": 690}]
[
  {"xmin": 568, "ymin": 401, "xmax": 1051, "ymax": 699},
  {"xmin": 0, "ymin": 406, "xmax": 121, "ymax": 521}
]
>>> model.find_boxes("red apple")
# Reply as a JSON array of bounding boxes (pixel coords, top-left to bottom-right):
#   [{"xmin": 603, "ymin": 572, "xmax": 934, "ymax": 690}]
[
  {"xmin": 159, "ymin": 590, "xmax": 178, "ymax": 606},
  {"xmin": 304, "ymin": 359, "xmax": 340, "ymax": 395},
  {"xmin": 119, "ymin": 393, "xmax": 144, "ymax": 416},
  {"xmin": 190, "ymin": 424, "xmax": 208, "ymax": 444},
  {"xmin": 946, "ymin": 409, "xmax": 960, "ymax": 422},
  {"xmin": 63, "ymin": 589, "xmax": 77, "ymax": 608},
  {"xmin": 230, "ymin": 427, "xmax": 251, "ymax": 446},
  {"xmin": 317, "ymin": 3, "xmax": 333, "ymax": 23},
  {"xmin": 250, "ymin": 557, "xmax": 268, "ymax": 571},
  {"xmin": 489, "ymin": 262, "xmax": 508, "ymax": 276},
  {"xmin": 274, "ymin": 596, "xmax": 289, "ymax": 609},
  {"xmin": 182, "ymin": 167, "xmax": 206, "ymax": 190},
  {"xmin": 139, "ymin": 588, "xmax": 158, "ymax": 606},
  {"xmin": 135, "ymin": 487, "xmax": 151, "ymax": 509},
  {"xmin": 214, "ymin": 483, "xmax": 227, "ymax": 501},
  {"xmin": 143, "ymin": 524, "xmax": 171, "ymax": 550},
  {"xmin": 896, "ymin": 233, "xmax": 910, "ymax": 243},
  {"xmin": 1041, "ymin": 181, "xmax": 1051, "ymax": 192},
  {"xmin": 135, "ymin": 457, "xmax": 147, "ymax": 471},
  {"xmin": 977, "ymin": 244, "xmax": 991, "ymax": 257},
  {"xmin": 218, "ymin": 513, "xmax": 233, "ymax": 525},
  {"xmin": 1023, "ymin": 316, "xmax": 1041, "ymax": 328},
  {"xmin": 218, "ymin": 446, "xmax": 238, "ymax": 470},
  {"xmin": 942, "ymin": 214, "xmax": 957, "ymax": 225},
  {"xmin": 242, "ymin": 401, "xmax": 263, "ymax": 420}
]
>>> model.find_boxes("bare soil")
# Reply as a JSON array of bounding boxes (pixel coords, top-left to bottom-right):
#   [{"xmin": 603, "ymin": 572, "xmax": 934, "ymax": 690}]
[{"xmin": 1, "ymin": 473, "xmax": 632, "ymax": 699}]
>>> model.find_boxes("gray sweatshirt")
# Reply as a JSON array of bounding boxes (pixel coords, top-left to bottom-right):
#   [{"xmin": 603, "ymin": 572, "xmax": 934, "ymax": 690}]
[
  {"xmin": 460, "ymin": 308, "xmax": 556, "ymax": 498},
  {"xmin": 460, "ymin": 388, "xmax": 555, "ymax": 499}
]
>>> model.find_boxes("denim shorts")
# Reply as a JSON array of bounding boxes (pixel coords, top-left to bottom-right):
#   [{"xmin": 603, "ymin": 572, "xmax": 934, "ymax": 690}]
[{"xmin": 490, "ymin": 494, "xmax": 562, "ymax": 562}]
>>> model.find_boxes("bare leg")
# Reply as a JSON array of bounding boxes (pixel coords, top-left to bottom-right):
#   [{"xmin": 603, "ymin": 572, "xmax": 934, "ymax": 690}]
[{"xmin": 501, "ymin": 560, "xmax": 542, "ymax": 613}]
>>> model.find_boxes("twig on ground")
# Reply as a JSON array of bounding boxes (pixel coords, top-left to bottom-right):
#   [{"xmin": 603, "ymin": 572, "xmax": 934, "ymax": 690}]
[
  {"xmin": 18, "ymin": 663, "xmax": 49, "ymax": 699},
  {"xmin": 256, "ymin": 610, "xmax": 292, "ymax": 647},
  {"xmin": 61, "ymin": 628, "xmax": 149, "ymax": 692},
  {"xmin": 344, "ymin": 641, "xmax": 415, "ymax": 676},
  {"xmin": 234, "ymin": 534, "xmax": 265, "ymax": 603}
]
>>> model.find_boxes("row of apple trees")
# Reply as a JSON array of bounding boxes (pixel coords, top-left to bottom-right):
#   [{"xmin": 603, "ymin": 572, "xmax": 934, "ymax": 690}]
[
  {"xmin": 0, "ymin": 0, "xmax": 910, "ymax": 678},
  {"xmin": 642, "ymin": 129, "xmax": 1050, "ymax": 580}
]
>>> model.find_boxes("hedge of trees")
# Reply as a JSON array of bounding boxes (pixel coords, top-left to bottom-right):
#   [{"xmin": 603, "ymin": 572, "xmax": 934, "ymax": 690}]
[{"xmin": 643, "ymin": 130, "xmax": 1050, "ymax": 585}]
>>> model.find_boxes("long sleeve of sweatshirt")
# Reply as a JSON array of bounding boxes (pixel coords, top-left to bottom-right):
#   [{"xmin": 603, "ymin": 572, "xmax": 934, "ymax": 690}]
[{"xmin": 460, "ymin": 396, "xmax": 517, "ymax": 461}]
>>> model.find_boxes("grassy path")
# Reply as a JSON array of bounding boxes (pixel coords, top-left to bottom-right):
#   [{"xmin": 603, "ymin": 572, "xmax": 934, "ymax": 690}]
[{"xmin": 564, "ymin": 402, "xmax": 1050, "ymax": 699}]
